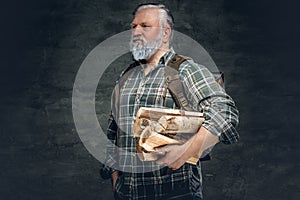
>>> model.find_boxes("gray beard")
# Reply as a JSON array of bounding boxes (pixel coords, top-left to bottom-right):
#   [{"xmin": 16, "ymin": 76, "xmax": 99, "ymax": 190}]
[{"xmin": 130, "ymin": 32, "xmax": 163, "ymax": 61}]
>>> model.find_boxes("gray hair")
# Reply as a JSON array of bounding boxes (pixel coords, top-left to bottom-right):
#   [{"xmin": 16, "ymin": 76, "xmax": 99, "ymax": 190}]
[{"xmin": 133, "ymin": 3, "xmax": 174, "ymax": 40}]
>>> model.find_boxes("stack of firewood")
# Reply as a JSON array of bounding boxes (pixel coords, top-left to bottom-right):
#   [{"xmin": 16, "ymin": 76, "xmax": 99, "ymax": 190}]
[{"xmin": 134, "ymin": 107, "xmax": 205, "ymax": 165}]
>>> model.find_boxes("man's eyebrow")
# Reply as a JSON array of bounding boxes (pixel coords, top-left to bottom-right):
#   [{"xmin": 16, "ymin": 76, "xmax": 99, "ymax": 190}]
[{"xmin": 130, "ymin": 22, "xmax": 152, "ymax": 27}]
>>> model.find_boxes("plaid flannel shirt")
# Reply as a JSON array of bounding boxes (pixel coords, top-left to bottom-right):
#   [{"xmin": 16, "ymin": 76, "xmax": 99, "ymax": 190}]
[{"xmin": 104, "ymin": 48, "xmax": 239, "ymax": 199}]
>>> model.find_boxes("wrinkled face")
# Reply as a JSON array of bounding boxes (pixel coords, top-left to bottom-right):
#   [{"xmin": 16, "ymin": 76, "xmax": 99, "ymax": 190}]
[{"xmin": 130, "ymin": 8, "xmax": 164, "ymax": 61}]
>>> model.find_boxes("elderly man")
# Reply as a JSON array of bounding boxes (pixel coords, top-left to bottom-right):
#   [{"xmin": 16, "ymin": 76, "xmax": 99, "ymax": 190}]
[{"xmin": 103, "ymin": 3, "xmax": 239, "ymax": 200}]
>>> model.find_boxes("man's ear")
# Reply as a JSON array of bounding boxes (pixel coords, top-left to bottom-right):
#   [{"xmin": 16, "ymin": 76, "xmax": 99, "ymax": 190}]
[{"xmin": 163, "ymin": 27, "xmax": 171, "ymax": 43}]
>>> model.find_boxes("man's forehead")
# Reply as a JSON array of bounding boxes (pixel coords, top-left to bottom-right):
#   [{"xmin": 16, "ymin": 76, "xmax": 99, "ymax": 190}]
[{"xmin": 132, "ymin": 8, "xmax": 160, "ymax": 24}]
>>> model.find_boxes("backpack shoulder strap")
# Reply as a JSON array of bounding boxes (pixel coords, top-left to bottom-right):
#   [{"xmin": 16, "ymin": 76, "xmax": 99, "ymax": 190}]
[
  {"xmin": 165, "ymin": 54, "xmax": 225, "ymax": 111},
  {"xmin": 117, "ymin": 61, "xmax": 138, "ymax": 88},
  {"xmin": 167, "ymin": 54, "xmax": 191, "ymax": 70},
  {"xmin": 165, "ymin": 54, "xmax": 193, "ymax": 111}
]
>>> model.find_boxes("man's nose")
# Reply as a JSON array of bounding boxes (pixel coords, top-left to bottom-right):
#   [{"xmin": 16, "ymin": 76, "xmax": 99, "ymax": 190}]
[{"xmin": 132, "ymin": 25, "xmax": 143, "ymax": 36}]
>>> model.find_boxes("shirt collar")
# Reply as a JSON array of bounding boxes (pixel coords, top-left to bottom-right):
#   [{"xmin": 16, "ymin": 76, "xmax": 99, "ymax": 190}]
[{"xmin": 158, "ymin": 47, "xmax": 176, "ymax": 65}]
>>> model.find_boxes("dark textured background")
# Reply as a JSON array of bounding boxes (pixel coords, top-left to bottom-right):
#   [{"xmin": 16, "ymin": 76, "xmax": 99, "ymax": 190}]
[{"xmin": 1, "ymin": 0, "xmax": 299, "ymax": 199}]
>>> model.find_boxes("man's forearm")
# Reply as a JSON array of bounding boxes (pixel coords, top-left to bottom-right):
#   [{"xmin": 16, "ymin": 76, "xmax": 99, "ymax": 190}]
[{"xmin": 193, "ymin": 126, "xmax": 220, "ymax": 158}]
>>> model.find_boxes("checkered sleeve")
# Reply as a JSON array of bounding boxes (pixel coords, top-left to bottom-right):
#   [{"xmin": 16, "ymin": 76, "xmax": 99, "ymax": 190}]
[
  {"xmin": 103, "ymin": 112, "xmax": 118, "ymax": 174},
  {"xmin": 179, "ymin": 60, "xmax": 239, "ymax": 144}
]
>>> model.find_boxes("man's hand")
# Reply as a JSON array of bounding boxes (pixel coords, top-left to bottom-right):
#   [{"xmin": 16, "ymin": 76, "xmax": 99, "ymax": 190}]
[
  {"xmin": 155, "ymin": 126, "xmax": 220, "ymax": 169},
  {"xmin": 155, "ymin": 142, "xmax": 193, "ymax": 169},
  {"xmin": 111, "ymin": 171, "xmax": 118, "ymax": 191}
]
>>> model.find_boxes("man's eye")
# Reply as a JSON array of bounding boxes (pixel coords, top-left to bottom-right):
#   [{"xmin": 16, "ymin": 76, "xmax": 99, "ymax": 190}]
[
  {"xmin": 141, "ymin": 25, "xmax": 151, "ymax": 30},
  {"xmin": 131, "ymin": 24, "xmax": 137, "ymax": 29}
]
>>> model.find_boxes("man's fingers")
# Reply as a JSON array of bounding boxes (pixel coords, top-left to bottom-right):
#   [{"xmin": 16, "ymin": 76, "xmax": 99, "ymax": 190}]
[
  {"xmin": 111, "ymin": 171, "xmax": 119, "ymax": 191},
  {"xmin": 154, "ymin": 145, "xmax": 169, "ymax": 153},
  {"xmin": 156, "ymin": 156, "xmax": 181, "ymax": 170},
  {"xmin": 156, "ymin": 156, "xmax": 167, "ymax": 165}
]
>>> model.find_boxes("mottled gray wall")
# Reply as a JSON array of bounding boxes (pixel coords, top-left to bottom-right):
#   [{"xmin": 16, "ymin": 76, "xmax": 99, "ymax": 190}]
[{"xmin": 1, "ymin": 0, "xmax": 299, "ymax": 199}]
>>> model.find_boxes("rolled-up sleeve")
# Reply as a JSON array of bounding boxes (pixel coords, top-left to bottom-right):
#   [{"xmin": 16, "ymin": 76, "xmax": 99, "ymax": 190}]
[{"xmin": 179, "ymin": 61, "xmax": 239, "ymax": 144}]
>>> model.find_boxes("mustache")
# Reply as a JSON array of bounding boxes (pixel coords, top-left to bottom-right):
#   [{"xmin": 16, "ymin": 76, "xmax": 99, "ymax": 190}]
[{"xmin": 131, "ymin": 35, "xmax": 146, "ymax": 43}]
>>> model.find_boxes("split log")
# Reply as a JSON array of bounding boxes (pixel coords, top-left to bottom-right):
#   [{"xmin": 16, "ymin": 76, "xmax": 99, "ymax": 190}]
[{"xmin": 134, "ymin": 107, "xmax": 205, "ymax": 165}]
